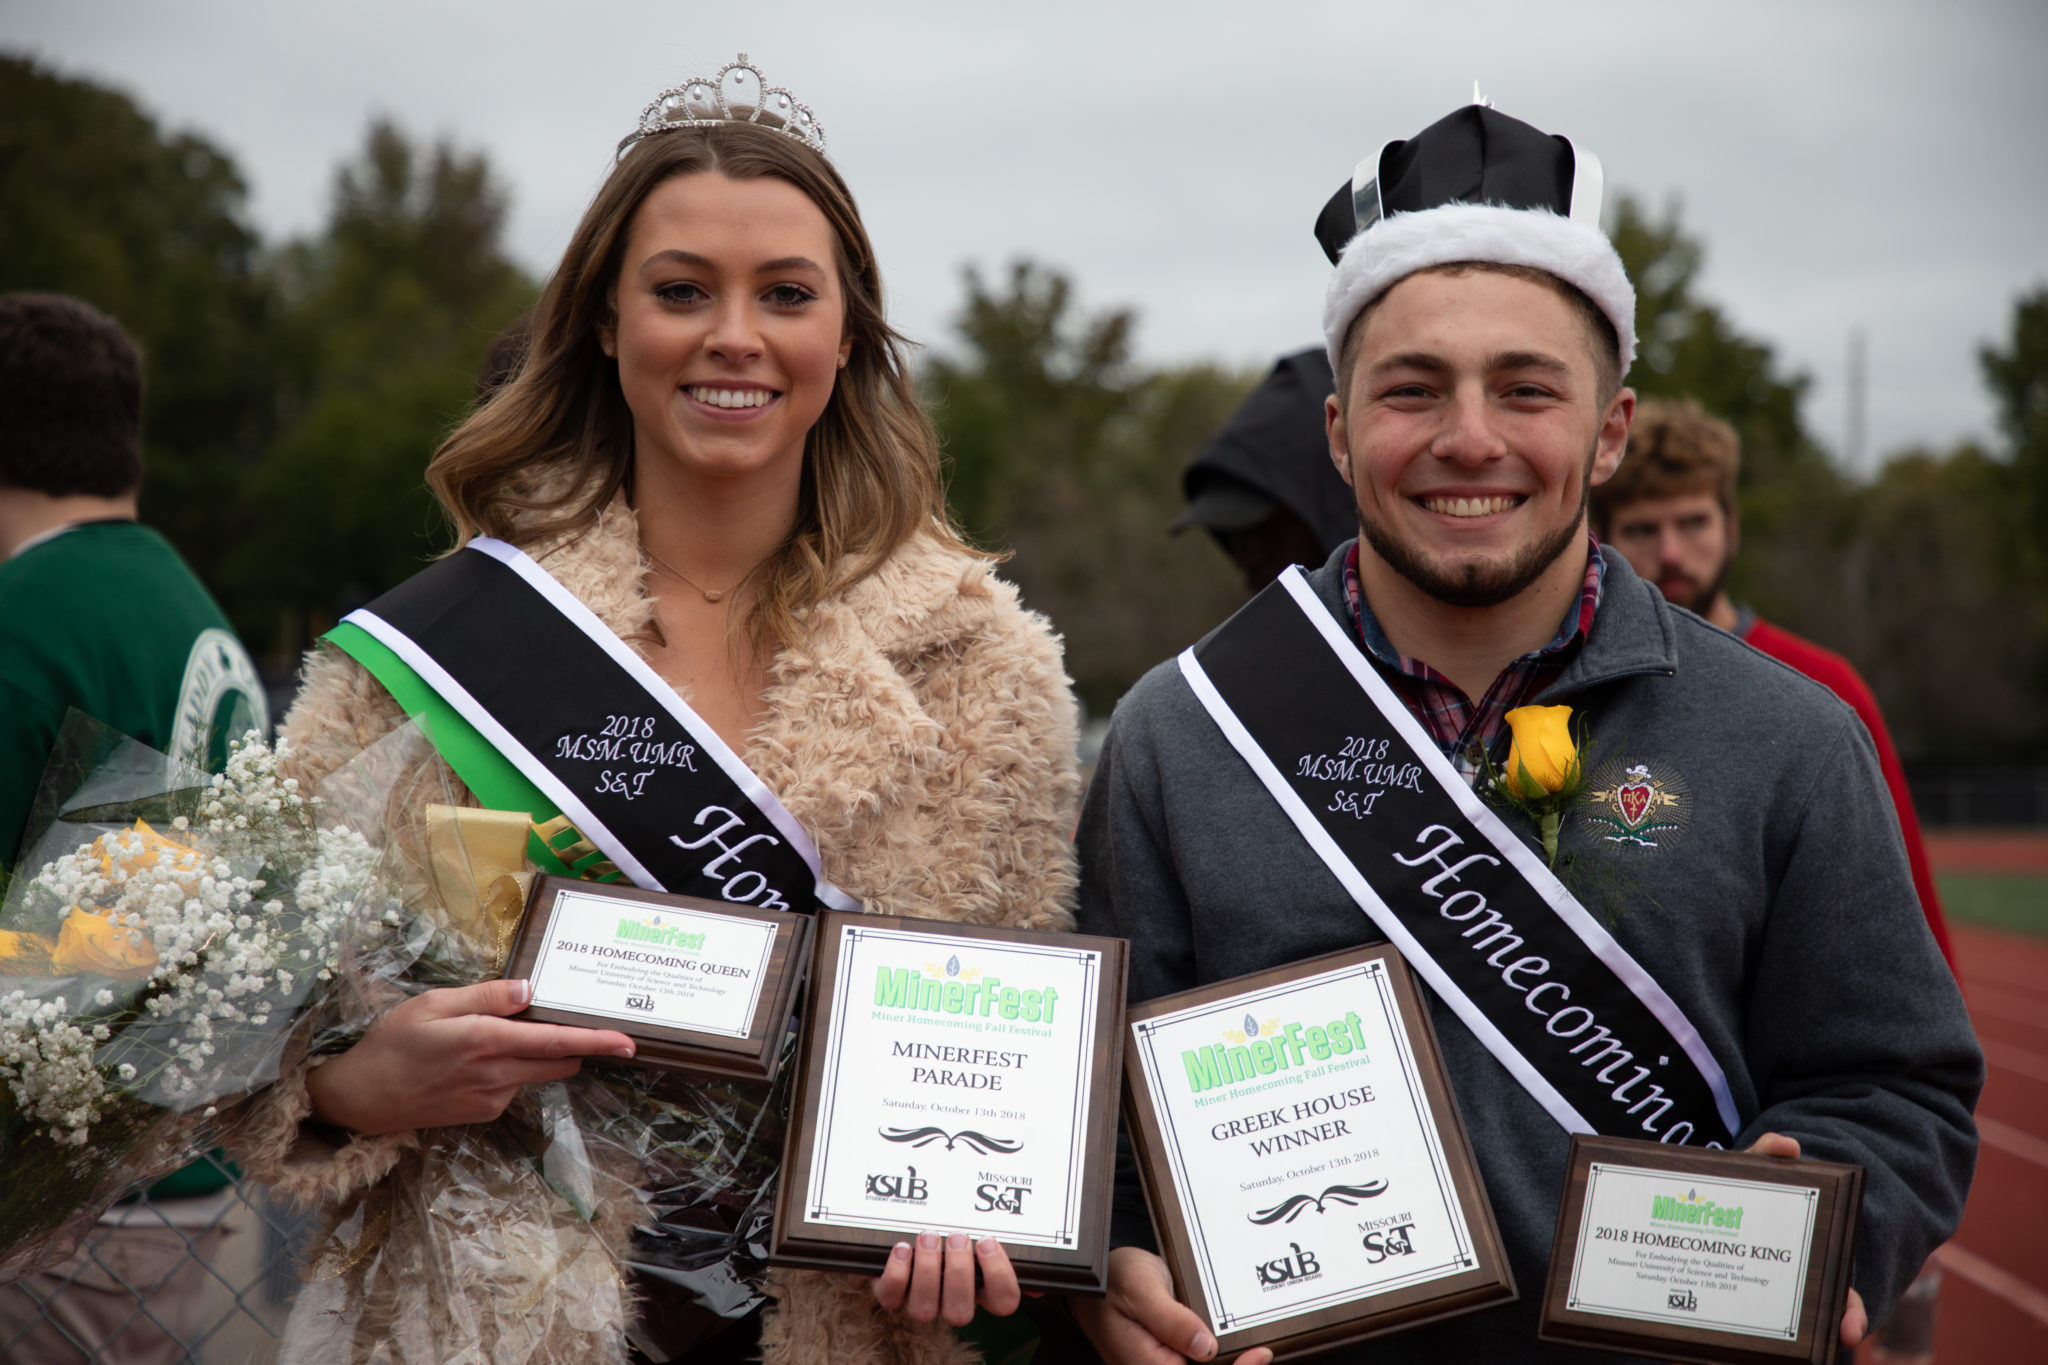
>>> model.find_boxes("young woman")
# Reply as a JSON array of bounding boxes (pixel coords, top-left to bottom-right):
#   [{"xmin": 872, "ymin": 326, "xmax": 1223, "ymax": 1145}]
[{"xmin": 233, "ymin": 60, "xmax": 1078, "ymax": 1365}]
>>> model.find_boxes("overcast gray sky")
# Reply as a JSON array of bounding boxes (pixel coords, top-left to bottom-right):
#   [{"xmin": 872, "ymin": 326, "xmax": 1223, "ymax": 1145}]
[{"xmin": 6, "ymin": 0, "xmax": 2045, "ymax": 470}]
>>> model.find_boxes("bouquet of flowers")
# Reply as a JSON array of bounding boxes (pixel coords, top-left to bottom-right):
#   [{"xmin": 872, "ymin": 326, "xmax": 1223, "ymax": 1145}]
[
  {"xmin": 0, "ymin": 717, "xmax": 411, "ymax": 1279},
  {"xmin": 0, "ymin": 714, "xmax": 794, "ymax": 1359}
]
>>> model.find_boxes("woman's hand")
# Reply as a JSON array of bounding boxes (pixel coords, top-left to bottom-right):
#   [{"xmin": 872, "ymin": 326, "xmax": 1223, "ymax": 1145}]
[
  {"xmin": 304, "ymin": 978, "xmax": 637, "ymax": 1135},
  {"xmin": 1073, "ymin": 1246, "xmax": 1271, "ymax": 1364},
  {"xmin": 870, "ymin": 1232, "xmax": 1022, "ymax": 1327}
]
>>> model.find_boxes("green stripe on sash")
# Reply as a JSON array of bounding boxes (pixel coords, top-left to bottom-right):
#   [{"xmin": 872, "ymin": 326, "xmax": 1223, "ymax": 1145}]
[{"xmin": 323, "ymin": 620, "xmax": 610, "ymax": 882}]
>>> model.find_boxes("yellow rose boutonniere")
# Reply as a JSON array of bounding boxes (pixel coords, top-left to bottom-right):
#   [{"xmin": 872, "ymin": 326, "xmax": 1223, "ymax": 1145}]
[
  {"xmin": 1503, "ymin": 706, "xmax": 1579, "ymax": 799},
  {"xmin": 1485, "ymin": 705, "xmax": 1589, "ymax": 867}
]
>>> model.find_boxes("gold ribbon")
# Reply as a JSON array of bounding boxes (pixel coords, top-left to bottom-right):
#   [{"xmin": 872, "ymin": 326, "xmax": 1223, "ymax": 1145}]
[{"xmin": 423, "ymin": 805, "xmax": 537, "ymax": 973}]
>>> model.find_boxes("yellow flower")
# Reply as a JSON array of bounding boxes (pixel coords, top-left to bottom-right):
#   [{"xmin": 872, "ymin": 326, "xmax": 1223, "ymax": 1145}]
[
  {"xmin": 0, "ymin": 929, "xmax": 59, "ymax": 976},
  {"xmin": 51, "ymin": 908, "xmax": 157, "ymax": 980},
  {"xmin": 1502, "ymin": 705, "xmax": 1579, "ymax": 798},
  {"xmin": 94, "ymin": 820, "xmax": 201, "ymax": 882}
]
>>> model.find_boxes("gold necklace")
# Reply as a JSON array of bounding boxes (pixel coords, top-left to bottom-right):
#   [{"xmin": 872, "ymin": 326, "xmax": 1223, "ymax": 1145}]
[{"xmin": 641, "ymin": 542, "xmax": 752, "ymax": 604}]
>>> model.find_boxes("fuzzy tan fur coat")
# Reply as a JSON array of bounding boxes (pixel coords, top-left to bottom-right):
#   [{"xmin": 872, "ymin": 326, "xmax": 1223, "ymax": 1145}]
[{"xmin": 230, "ymin": 495, "xmax": 1080, "ymax": 1365}]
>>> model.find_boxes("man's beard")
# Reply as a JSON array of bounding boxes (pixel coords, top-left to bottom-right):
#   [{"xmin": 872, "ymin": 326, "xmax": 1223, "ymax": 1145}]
[
  {"xmin": 1658, "ymin": 555, "xmax": 1733, "ymax": 616},
  {"xmin": 1355, "ymin": 449, "xmax": 1595, "ymax": 610}
]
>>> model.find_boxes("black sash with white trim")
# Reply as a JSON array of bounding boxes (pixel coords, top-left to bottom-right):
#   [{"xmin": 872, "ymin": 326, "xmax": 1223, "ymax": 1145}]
[
  {"xmin": 344, "ymin": 537, "xmax": 855, "ymax": 914},
  {"xmin": 1180, "ymin": 568, "xmax": 1739, "ymax": 1146}
]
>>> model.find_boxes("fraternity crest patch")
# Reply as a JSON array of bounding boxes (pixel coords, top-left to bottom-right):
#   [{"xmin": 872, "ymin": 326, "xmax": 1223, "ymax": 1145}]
[{"xmin": 1579, "ymin": 759, "xmax": 1691, "ymax": 849}]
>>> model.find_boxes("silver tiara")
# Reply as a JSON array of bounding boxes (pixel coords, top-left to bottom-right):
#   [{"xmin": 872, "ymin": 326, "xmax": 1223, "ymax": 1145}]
[{"xmin": 618, "ymin": 54, "xmax": 827, "ymax": 158}]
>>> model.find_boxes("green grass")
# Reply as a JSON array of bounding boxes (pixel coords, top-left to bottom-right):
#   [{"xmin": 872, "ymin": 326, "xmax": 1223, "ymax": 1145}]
[{"xmin": 1937, "ymin": 872, "xmax": 2048, "ymax": 939}]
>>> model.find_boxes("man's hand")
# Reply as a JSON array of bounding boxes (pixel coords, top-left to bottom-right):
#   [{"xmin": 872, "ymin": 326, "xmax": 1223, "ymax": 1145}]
[
  {"xmin": 305, "ymin": 978, "xmax": 636, "ymax": 1134},
  {"xmin": 871, "ymin": 1233, "xmax": 1021, "ymax": 1326},
  {"xmin": 1744, "ymin": 1132, "xmax": 1867, "ymax": 1347},
  {"xmin": 1072, "ymin": 1246, "xmax": 1273, "ymax": 1365}
]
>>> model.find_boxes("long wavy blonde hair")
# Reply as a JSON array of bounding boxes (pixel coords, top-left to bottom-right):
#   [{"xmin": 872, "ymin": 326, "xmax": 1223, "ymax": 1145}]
[{"xmin": 426, "ymin": 122, "xmax": 982, "ymax": 647}]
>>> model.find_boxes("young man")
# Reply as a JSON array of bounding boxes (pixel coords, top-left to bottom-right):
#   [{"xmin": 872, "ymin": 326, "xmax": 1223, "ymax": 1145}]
[
  {"xmin": 1592, "ymin": 399, "xmax": 1955, "ymax": 968},
  {"xmin": 0, "ymin": 292, "xmax": 268, "ymax": 1363},
  {"xmin": 1073, "ymin": 106, "xmax": 1979, "ymax": 1364}
]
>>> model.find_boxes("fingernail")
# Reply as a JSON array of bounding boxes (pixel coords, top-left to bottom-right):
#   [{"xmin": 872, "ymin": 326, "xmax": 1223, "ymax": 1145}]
[
  {"xmin": 948, "ymin": 1232, "xmax": 968, "ymax": 1253},
  {"xmin": 917, "ymin": 1231, "xmax": 939, "ymax": 1251},
  {"xmin": 1191, "ymin": 1330, "xmax": 1216, "ymax": 1359},
  {"xmin": 891, "ymin": 1242, "xmax": 911, "ymax": 1262},
  {"xmin": 975, "ymin": 1236, "xmax": 999, "ymax": 1257},
  {"xmin": 514, "ymin": 978, "xmax": 533, "ymax": 1005},
  {"xmin": 612, "ymin": 1045, "xmax": 635, "ymax": 1058}
]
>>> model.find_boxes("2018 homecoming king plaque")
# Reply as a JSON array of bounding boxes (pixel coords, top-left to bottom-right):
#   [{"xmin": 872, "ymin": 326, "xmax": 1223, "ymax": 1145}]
[{"xmin": 1540, "ymin": 1135, "xmax": 1863, "ymax": 1364}]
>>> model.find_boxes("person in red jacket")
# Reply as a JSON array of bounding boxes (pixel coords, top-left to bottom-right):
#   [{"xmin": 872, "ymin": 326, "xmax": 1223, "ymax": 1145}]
[{"xmin": 1591, "ymin": 399, "xmax": 1955, "ymax": 969}]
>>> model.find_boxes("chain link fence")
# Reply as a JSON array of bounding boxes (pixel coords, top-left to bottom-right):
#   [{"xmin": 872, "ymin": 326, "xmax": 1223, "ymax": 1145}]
[{"xmin": 0, "ymin": 1156, "xmax": 316, "ymax": 1365}]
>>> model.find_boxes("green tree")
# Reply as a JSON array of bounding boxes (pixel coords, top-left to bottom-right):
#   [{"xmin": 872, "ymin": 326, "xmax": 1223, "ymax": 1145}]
[
  {"xmin": 1980, "ymin": 286, "xmax": 2048, "ymax": 586},
  {"xmin": 925, "ymin": 261, "xmax": 1253, "ymax": 712},
  {"xmin": 1607, "ymin": 195, "xmax": 1860, "ymax": 639},
  {"xmin": 1834, "ymin": 445, "xmax": 2046, "ymax": 759},
  {"xmin": 0, "ymin": 54, "xmax": 279, "ymax": 594},
  {"xmin": 1610, "ymin": 195, "xmax": 1823, "ymax": 486},
  {"xmin": 227, "ymin": 120, "xmax": 537, "ymax": 661}
]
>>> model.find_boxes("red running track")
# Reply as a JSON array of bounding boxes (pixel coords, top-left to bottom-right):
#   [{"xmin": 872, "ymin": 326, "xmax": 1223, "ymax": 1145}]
[
  {"xmin": 1921, "ymin": 830, "xmax": 2048, "ymax": 874},
  {"xmin": 1924, "ymin": 925, "xmax": 2048, "ymax": 1361}
]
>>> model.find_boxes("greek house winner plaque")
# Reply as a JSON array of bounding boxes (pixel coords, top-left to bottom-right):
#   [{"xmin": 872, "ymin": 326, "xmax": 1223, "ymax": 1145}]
[
  {"xmin": 1539, "ymin": 1135, "xmax": 1863, "ymax": 1365},
  {"xmin": 504, "ymin": 875, "xmax": 811, "ymax": 1083},
  {"xmin": 1124, "ymin": 943, "xmax": 1513, "ymax": 1359},
  {"xmin": 771, "ymin": 911, "xmax": 1127, "ymax": 1293}
]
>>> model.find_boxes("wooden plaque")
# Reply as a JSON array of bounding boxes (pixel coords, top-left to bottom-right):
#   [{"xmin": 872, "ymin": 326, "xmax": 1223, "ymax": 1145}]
[
  {"xmin": 1122, "ymin": 943, "xmax": 1514, "ymax": 1360},
  {"xmin": 770, "ymin": 910, "xmax": 1127, "ymax": 1294},
  {"xmin": 502, "ymin": 874, "xmax": 811, "ymax": 1083},
  {"xmin": 1539, "ymin": 1134, "xmax": 1864, "ymax": 1364}
]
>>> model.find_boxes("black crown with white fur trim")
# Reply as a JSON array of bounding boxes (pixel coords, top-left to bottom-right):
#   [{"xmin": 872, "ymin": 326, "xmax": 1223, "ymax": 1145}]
[{"xmin": 1316, "ymin": 103, "xmax": 1635, "ymax": 377}]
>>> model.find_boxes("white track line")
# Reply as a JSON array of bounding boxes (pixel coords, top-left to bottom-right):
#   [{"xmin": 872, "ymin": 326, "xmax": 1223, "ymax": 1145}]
[
  {"xmin": 1933, "ymin": 1241, "xmax": 2048, "ymax": 1328},
  {"xmin": 1983, "ymin": 1038, "xmax": 2048, "ymax": 1087},
  {"xmin": 1978, "ymin": 1115, "xmax": 2048, "ymax": 1173}
]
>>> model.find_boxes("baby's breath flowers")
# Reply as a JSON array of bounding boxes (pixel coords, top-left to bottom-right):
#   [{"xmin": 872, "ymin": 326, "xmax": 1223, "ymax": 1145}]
[{"xmin": 0, "ymin": 733, "xmax": 393, "ymax": 1264}]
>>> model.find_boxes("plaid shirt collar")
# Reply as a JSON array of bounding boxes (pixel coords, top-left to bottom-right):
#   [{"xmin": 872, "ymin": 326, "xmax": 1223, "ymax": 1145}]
[{"xmin": 1342, "ymin": 538, "xmax": 1606, "ymax": 784}]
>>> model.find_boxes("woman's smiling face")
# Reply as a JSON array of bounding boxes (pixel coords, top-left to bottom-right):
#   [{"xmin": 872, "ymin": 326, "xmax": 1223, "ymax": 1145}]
[{"xmin": 607, "ymin": 171, "xmax": 849, "ymax": 491}]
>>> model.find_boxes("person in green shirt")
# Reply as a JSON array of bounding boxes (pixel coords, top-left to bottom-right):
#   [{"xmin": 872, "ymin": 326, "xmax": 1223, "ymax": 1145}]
[
  {"xmin": 0, "ymin": 291, "xmax": 267, "ymax": 1363},
  {"xmin": 0, "ymin": 293, "xmax": 267, "ymax": 873}
]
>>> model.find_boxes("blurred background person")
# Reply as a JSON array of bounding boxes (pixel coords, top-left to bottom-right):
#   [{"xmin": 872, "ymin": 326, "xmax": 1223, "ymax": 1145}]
[
  {"xmin": 0, "ymin": 291, "xmax": 268, "ymax": 867},
  {"xmin": 473, "ymin": 307, "xmax": 533, "ymax": 406},
  {"xmin": 1169, "ymin": 346, "xmax": 1358, "ymax": 592},
  {"xmin": 1591, "ymin": 397, "xmax": 1956, "ymax": 970},
  {"xmin": 0, "ymin": 291, "xmax": 266, "ymax": 1364}
]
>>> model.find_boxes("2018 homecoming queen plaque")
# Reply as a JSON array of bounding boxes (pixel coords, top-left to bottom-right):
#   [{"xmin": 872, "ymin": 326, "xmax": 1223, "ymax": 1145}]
[
  {"xmin": 771, "ymin": 911, "xmax": 1127, "ymax": 1293},
  {"xmin": 504, "ymin": 875, "xmax": 811, "ymax": 1082},
  {"xmin": 1123, "ymin": 942, "xmax": 1513, "ymax": 1359}
]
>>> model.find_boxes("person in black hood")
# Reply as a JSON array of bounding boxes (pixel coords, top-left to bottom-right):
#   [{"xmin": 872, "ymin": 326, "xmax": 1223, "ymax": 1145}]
[{"xmin": 1170, "ymin": 347, "xmax": 1359, "ymax": 592}]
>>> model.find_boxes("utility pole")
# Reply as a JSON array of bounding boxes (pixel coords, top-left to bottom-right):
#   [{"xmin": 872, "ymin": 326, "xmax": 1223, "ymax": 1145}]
[{"xmin": 1846, "ymin": 326, "xmax": 1868, "ymax": 470}]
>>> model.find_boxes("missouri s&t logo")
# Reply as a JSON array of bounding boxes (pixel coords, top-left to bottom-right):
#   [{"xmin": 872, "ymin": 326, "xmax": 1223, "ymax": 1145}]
[
  {"xmin": 974, "ymin": 1183, "xmax": 1030, "ymax": 1215},
  {"xmin": 1361, "ymin": 1221, "xmax": 1418, "ymax": 1263},
  {"xmin": 1253, "ymin": 1242, "xmax": 1322, "ymax": 1291},
  {"xmin": 864, "ymin": 1166, "xmax": 929, "ymax": 1204}
]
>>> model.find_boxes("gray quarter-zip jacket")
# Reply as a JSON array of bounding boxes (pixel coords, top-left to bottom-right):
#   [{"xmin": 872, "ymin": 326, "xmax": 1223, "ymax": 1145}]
[{"xmin": 1077, "ymin": 542, "xmax": 1981, "ymax": 1362}]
